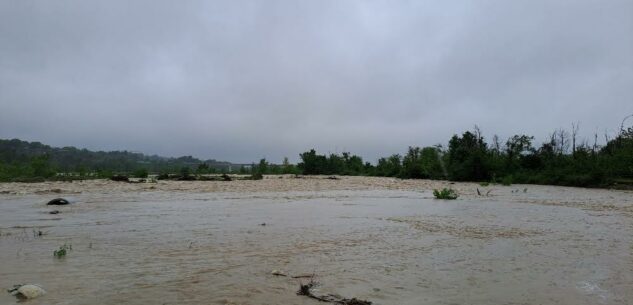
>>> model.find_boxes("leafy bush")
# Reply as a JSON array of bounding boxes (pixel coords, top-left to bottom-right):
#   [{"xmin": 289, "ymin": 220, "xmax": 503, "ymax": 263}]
[
  {"xmin": 133, "ymin": 168, "xmax": 148, "ymax": 178},
  {"xmin": 433, "ymin": 188, "xmax": 459, "ymax": 200},
  {"xmin": 53, "ymin": 243, "xmax": 72, "ymax": 258},
  {"xmin": 177, "ymin": 167, "xmax": 196, "ymax": 180},
  {"xmin": 501, "ymin": 176, "xmax": 513, "ymax": 186}
]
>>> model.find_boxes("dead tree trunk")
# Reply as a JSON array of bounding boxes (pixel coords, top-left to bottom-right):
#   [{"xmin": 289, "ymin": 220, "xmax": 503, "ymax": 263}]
[{"xmin": 571, "ymin": 122, "xmax": 580, "ymax": 155}]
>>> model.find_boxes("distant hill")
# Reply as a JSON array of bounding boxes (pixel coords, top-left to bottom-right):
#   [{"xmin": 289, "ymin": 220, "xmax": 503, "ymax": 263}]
[{"xmin": 0, "ymin": 138, "xmax": 243, "ymax": 174}]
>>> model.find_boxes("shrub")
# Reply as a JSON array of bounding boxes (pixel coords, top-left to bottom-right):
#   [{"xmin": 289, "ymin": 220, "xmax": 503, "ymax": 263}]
[
  {"xmin": 53, "ymin": 243, "xmax": 72, "ymax": 258},
  {"xmin": 433, "ymin": 188, "xmax": 459, "ymax": 200},
  {"xmin": 501, "ymin": 176, "xmax": 513, "ymax": 186},
  {"xmin": 133, "ymin": 168, "xmax": 148, "ymax": 178}
]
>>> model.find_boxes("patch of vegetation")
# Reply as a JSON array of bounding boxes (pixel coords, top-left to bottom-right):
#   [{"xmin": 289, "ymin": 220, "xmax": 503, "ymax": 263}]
[
  {"xmin": 177, "ymin": 167, "xmax": 195, "ymax": 180},
  {"xmin": 297, "ymin": 150, "xmax": 367, "ymax": 176},
  {"xmin": 157, "ymin": 172, "xmax": 171, "ymax": 180},
  {"xmin": 433, "ymin": 188, "xmax": 459, "ymax": 200},
  {"xmin": 500, "ymin": 176, "xmax": 513, "ymax": 186},
  {"xmin": 133, "ymin": 168, "xmax": 148, "ymax": 178},
  {"xmin": 53, "ymin": 243, "xmax": 72, "ymax": 258},
  {"xmin": 110, "ymin": 174, "xmax": 129, "ymax": 182},
  {"xmin": 479, "ymin": 182, "xmax": 490, "ymax": 187}
]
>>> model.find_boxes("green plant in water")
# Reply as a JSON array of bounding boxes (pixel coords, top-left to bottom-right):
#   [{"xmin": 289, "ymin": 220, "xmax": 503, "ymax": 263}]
[
  {"xmin": 501, "ymin": 176, "xmax": 513, "ymax": 186},
  {"xmin": 53, "ymin": 243, "xmax": 72, "ymax": 258},
  {"xmin": 433, "ymin": 188, "xmax": 459, "ymax": 200},
  {"xmin": 479, "ymin": 182, "xmax": 490, "ymax": 187}
]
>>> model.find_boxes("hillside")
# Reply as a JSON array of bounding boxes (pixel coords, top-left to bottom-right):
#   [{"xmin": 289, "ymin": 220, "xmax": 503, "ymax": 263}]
[{"xmin": 0, "ymin": 138, "xmax": 240, "ymax": 178}]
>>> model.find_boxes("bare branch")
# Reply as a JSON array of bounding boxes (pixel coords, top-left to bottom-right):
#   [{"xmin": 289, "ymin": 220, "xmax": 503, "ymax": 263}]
[{"xmin": 619, "ymin": 114, "xmax": 633, "ymax": 134}]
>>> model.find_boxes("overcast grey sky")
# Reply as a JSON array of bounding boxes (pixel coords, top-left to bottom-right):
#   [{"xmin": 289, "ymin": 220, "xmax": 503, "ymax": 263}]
[{"xmin": 1, "ymin": 0, "xmax": 631, "ymax": 163}]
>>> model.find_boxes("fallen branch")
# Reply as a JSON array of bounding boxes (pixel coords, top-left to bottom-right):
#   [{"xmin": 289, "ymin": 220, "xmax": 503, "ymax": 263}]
[{"xmin": 297, "ymin": 279, "xmax": 372, "ymax": 305}]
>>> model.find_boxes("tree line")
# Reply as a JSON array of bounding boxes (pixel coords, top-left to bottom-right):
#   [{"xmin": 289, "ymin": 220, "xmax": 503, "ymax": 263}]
[
  {"xmin": 292, "ymin": 124, "xmax": 633, "ymax": 187},
  {"xmin": 0, "ymin": 139, "xmax": 238, "ymax": 181},
  {"xmin": 1, "ymin": 122, "xmax": 632, "ymax": 188}
]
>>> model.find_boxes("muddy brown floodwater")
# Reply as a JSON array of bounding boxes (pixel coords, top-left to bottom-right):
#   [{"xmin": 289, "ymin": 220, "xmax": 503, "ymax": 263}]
[{"xmin": 1, "ymin": 176, "xmax": 632, "ymax": 305}]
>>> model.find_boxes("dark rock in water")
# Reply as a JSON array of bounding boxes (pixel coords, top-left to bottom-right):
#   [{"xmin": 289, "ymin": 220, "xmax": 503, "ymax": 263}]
[
  {"xmin": 47, "ymin": 198, "xmax": 69, "ymax": 205},
  {"xmin": 221, "ymin": 174, "xmax": 232, "ymax": 181},
  {"xmin": 49, "ymin": 210, "xmax": 60, "ymax": 214},
  {"xmin": 110, "ymin": 175, "xmax": 129, "ymax": 182}
]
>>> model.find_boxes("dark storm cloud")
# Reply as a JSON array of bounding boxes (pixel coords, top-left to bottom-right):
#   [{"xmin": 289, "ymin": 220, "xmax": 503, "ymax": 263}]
[{"xmin": 1, "ymin": 0, "xmax": 631, "ymax": 163}]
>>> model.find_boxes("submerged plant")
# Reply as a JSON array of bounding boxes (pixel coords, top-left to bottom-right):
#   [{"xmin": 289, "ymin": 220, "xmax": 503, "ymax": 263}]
[
  {"xmin": 53, "ymin": 243, "xmax": 72, "ymax": 258},
  {"xmin": 433, "ymin": 188, "xmax": 459, "ymax": 200}
]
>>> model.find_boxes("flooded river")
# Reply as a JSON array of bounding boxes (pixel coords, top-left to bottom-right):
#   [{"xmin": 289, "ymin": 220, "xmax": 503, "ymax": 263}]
[{"xmin": 1, "ymin": 177, "xmax": 632, "ymax": 304}]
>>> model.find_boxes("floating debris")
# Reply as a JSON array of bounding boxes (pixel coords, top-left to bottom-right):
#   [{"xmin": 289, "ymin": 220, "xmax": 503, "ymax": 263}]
[
  {"xmin": 291, "ymin": 274, "xmax": 314, "ymax": 279},
  {"xmin": 271, "ymin": 270, "xmax": 287, "ymax": 276},
  {"xmin": 297, "ymin": 279, "xmax": 372, "ymax": 305}
]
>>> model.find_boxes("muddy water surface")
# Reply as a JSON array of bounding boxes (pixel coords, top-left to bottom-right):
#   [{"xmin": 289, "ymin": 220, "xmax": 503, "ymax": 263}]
[{"xmin": 1, "ymin": 180, "xmax": 632, "ymax": 304}]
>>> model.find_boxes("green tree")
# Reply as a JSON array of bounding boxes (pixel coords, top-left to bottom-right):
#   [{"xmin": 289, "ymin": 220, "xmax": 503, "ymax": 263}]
[
  {"xmin": 298, "ymin": 149, "xmax": 328, "ymax": 175},
  {"xmin": 420, "ymin": 147, "xmax": 445, "ymax": 179},
  {"xmin": 30, "ymin": 155, "xmax": 55, "ymax": 178},
  {"xmin": 447, "ymin": 131, "xmax": 491, "ymax": 181},
  {"xmin": 504, "ymin": 135, "xmax": 534, "ymax": 173},
  {"xmin": 256, "ymin": 159, "xmax": 269, "ymax": 175},
  {"xmin": 376, "ymin": 154, "xmax": 401, "ymax": 177},
  {"xmin": 401, "ymin": 147, "xmax": 425, "ymax": 178}
]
